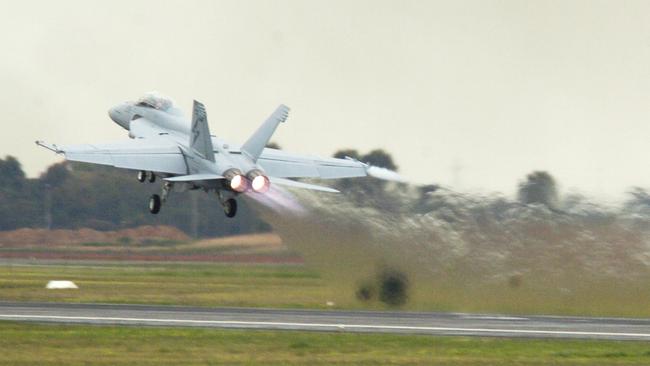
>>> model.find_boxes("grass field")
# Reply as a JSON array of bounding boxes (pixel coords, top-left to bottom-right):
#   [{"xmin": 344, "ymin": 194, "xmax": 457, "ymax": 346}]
[
  {"xmin": 1, "ymin": 322, "xmax": 649, "ymax": 365},
  {"xmin": 3, "ymin": 262, "xmax": 650, "ymax": 317},
  {"xmin": 0, "ymin": 263, "xmax": 337, "ymax": 309}
]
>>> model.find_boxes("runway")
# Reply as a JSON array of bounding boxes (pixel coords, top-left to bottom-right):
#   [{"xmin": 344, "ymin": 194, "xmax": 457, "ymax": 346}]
[{"xmin": 0, "ymin": 301, "xmax": 649, "ymax": 341}]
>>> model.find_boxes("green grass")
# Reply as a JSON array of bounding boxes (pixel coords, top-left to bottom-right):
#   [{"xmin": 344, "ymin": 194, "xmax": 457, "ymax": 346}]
[
  {"xmin": 0, "ymin": 322, "xmax": 649, "ymax": 365},
  {"xmin": 3, "ymin": 262, "xmax": 650, "ymax": 317},
  {"xmin": 0, "ymin": 263, "xmax": 337, "ymax": 309}
]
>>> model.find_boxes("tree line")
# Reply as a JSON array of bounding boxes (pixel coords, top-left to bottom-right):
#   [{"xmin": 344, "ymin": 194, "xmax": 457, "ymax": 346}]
[
  {"xmin": 0, "ymin": 156, "xmax": 268, "ymax": 236},
  {"xmin": 0, "ymin": 149, "xmax": 398, "ymax": 237},
  {"xmin": 2, "ymin": 151, "xmax": 650, "ymax": 236}
]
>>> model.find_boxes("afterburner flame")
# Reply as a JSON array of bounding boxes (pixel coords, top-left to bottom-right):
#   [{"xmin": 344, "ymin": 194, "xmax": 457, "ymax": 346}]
[
  {"xmin": 230, "ymin": 175, "xmax": 249, "ymax": 192},
  {"xmin": 252, "ymin": 175, "xmax": 270, "ymax": 193}
]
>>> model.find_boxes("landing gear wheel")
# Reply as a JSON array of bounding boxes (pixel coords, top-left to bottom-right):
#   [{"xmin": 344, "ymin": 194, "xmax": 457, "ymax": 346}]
[
  {"xmin": 148, "ymin": 172, "xmax": 156, "ymax": 183},
  {"xmin": 149, "ymin": 194, "xmax": 161, "ymax": 214},
  {"xmin": 223, "ymin": 198, "xmax": 237, "ymax": 218},
  {"xmin": 137, "ymin": 170, "xmax": 147, "ymax": 183}
]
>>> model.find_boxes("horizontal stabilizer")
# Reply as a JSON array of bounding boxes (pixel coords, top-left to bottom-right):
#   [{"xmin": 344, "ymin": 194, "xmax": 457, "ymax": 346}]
[
  {"xmin": 269, "ymin": 177, "xmax": 339, "ymax": 193},
  {"xmin": 165, "ymin": 174, "xmax": 223, "ymax": 182}
]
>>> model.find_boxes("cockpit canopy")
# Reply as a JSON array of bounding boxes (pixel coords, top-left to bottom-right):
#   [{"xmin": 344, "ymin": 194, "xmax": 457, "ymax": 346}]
[{"xmin": 134, "ymin": 92, "xmax": 174, "ymax": 112}]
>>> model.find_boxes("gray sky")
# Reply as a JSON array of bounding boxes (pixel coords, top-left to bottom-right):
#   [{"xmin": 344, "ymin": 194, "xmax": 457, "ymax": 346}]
[{"xmin": 1, "ymin": 0, "xmax": 649, "ymax": 199}]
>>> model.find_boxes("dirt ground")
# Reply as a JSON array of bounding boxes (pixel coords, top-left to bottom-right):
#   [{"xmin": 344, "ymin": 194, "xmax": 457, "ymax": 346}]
[
  {"xmin": 0, "ymin": 226, "xmax": 190, "ymax": 247},
  {"xmin": 0, "ymin": 227, "xmax": 299, "ymax": 263}
]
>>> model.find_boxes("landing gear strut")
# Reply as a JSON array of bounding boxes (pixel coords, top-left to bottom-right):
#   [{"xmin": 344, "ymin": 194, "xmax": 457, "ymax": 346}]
[
  {"xmin": 161, "ymin": 182, "xmax": 173, "ymax": 202},
  {"xmin": 148, "ymin": 182, "xmax": 173, "ymax": 215}
]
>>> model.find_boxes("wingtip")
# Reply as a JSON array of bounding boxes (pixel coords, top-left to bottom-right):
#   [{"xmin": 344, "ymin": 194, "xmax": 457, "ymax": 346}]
[
  {"xmin": 277, "ymin": 104, "xmax": 290, "ymax": 123},
  {"xmin": 366, "ymin": 166, "xmax": 408, "ymax": 183},
  {"xmin": 35, "ymin": 140, "xmax": 61, "ymax": 153}
]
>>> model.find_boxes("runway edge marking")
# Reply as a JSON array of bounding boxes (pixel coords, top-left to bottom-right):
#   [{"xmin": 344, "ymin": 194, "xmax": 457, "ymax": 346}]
[{"xmin": 1, "ymin": 314, "xmax": 650, "ymax": 339}]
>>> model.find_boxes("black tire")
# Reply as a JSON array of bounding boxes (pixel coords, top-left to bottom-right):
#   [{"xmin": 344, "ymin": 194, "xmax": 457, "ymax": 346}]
[
  {"xmin": 149, "ymin": 194, "xmax": 161, "ymax": 214},
  {"xmin": 224, "ymin": 198, "xmax": 237, "ymax": 218},
  {"xmin": 148, "ymin": 172, "xmax": 156, "ymax": 183},
  {"xmin": 137, "ymin": 170, "xmax": 147, "ymax": 183}
]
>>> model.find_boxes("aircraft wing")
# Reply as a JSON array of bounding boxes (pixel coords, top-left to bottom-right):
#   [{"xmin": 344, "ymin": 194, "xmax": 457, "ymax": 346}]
[
  {"xmin": 36, "ymin": 139, "xmax": 188, "ymax": 175},
  {"xmin": 256, "ymin": 148, "xmax": 368, "ymax": 179}
]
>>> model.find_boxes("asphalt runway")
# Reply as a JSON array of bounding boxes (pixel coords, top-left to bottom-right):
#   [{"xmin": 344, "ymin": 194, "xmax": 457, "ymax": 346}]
[{"xmin": 0, "ymin": 301, "xmax": 649, "ymax": 341}]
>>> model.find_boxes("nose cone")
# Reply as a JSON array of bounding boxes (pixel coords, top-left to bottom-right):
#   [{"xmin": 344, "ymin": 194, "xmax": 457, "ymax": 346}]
[
  {"xmin": 108, "ymin": 104, "xmax": 129, "ymax": 129},
  {"xmin": 108, "ymin": 107, "xmax": 120, "ymax": 122}
]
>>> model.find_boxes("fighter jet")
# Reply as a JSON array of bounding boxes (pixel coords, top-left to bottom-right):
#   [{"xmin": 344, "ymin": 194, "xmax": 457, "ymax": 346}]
[{"xmin": 36, "ymin": 92, "xmax": 401, "ymax": 217}]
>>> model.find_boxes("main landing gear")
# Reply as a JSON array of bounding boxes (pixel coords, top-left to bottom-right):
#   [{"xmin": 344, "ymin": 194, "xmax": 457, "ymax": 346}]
[
  {"xmin": 137, "ymin": 170, "xmax": 156, "ymax": 183},
  {"xmin": 223, "ymin": 198, "xmax": 237, "ymax": 218},
  {"xmin": 143, "ymin": 177, "xmax": 238, "ymax": 218},
  {"xmin": 217, "ymin": 191, "xmax": 238, "ymax": 218},
  {"xmin": 149, "ymin": 194, "xmax": 161, "ymax": 214},
  {"xmin": 148, "ymin": 182, "xmax": 173, "ymax": 215}
]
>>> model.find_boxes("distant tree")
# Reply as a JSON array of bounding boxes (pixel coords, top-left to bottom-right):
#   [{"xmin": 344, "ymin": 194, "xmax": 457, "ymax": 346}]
[
  {"xmin": 362, "ymin": 149, "xmax": 397, "ymax": 171},
  {"xmin": 624, "ymin": 187, "xmax": 650, "ymax": 214},
  {"xmin": 0, "ymin": 157, "xmax": 271, "ymax": 236},
  {"xmin": 0, "ymin": 156, "xmax": 42, "ymax": 229},
  {"xmin": 517, "ymin": 171, "xmax": 559, "ymax": 209},
  {"xmin": 0, "ymin": 156, "xmax": 26, "ymax": 190},
  {"xmin": 331, "ymin": 148, "xmax": 402, "ymax": 211},
  {"xmin": 626, "ymin": 187, "xmax": 650, "ymax": 206},
  {"xmin": 333, "ymin": 149, "xmax": 361, "ymax": 161},
  {"xmin": 332, "ymin": 149, "xmax": 397, "ymax": 170},
  {"xmin": 40, "ymin": 162, "xmax": 69, "ymax": 188}
]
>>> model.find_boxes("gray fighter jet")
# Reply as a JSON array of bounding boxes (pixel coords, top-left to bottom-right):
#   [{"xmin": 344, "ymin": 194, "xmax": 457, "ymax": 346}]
[{"xmin": 37, "ymin": 92, "xmax": 400, "ymax": 217}]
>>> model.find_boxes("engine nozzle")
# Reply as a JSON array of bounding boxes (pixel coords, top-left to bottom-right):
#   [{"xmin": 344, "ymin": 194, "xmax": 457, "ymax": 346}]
[
  {"xmin": 247, "ymin": 170, "xmax": 270, "ymax": 193},
  {"xmin": 224, "ymin": 169, "xmax": 249, "ymax": 193}
]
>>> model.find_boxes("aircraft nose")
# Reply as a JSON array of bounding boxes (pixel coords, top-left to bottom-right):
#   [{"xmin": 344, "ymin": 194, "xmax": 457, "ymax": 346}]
[
  {"xmin": 108, "ymin": 107, "xmax": 121, "ymax": 123},
  {"xmin": 108, "ymin": 104, "xmax": 129, "ymax": 129}
]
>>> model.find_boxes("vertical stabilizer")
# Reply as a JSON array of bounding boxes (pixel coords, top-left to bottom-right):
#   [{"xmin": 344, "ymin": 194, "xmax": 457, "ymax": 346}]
[
  {"xmin": 190, "ymin": 100, "xmax": 215, "ymax": 162},
  {"xmin": 241, "ymin": 104, "xmax": 289, "ymax": 161}
]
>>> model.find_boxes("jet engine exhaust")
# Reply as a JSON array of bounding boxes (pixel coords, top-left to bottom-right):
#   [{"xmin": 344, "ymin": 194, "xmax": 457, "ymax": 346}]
[
  {"xmin": 247, "ymin": 170, "xmax": 270, "ymax": 193},
  {"xmin": 230, "ymin": 174, "xmax": 249, "ymax": 192},
  {"xmin": 224, "ymin": 169, "xmax": 249, "ymax": 193}
]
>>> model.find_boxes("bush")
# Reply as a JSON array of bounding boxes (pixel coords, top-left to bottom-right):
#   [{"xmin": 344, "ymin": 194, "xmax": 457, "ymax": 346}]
[
  {"xmin": 355, "ymin": 282, "xmax": 376, "ymax": 302},
  {"xmin": 378, "ymin": 269, "xmax": 409, "ymax": 306}
]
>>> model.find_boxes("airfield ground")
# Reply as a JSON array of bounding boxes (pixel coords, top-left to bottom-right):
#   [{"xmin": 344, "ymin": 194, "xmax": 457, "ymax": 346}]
[
  {"xmin": 1, "ymin": 321, "xmax": 650, "ymax": 365},
  {"xmin": 3, "ymin": 261, "xmax": 650, "ymax": 317},
  {"xmin": 2, "ymin": 236, "xmax": 650, "ymax": 364},
  {"xmin": 0, "ymin": 263, "xmax": 328, "ymax": 309},
  {"xmin": 3, "ymin": 228, "xmax": 650, "ymax": 316}
]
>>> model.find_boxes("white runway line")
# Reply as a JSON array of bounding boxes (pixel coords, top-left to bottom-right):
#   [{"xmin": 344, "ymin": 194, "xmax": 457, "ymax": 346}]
[{"xmin": 1, "ymin": 314, "xmax": 650, "ymax": 338}]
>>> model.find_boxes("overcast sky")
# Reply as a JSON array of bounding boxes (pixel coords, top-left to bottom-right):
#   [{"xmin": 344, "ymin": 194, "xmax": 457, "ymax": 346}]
[{"xmin": 1, "ymin": 0, "xmax": 649, "ymax": 200}]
